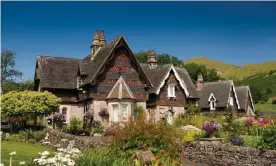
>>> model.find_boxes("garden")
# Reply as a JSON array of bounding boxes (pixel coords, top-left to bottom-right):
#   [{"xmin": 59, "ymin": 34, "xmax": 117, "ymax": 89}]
[{"xmin": 1, "ymin": 91, "xmax": 276, "ymax": 166}]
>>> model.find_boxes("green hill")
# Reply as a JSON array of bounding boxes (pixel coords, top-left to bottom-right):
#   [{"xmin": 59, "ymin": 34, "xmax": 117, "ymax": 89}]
[
  {"xmin": 184, "ymin": 56, "xmax": 276, "ymax": 80},
  {"xmin": 184, "ymin": 56, "xmax": 237, "ymax": 74}
]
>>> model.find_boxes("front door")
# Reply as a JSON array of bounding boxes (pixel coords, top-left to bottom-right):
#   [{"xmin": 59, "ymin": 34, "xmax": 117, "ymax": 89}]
[{"xmin": 113, "ymin": 104, "xmax": 119, "ymax": 122}]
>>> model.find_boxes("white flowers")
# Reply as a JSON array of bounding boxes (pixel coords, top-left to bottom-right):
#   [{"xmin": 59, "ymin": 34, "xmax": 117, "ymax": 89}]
[
  {"xmin": 19, "ymin": 161, "xmax": 26, "ymax": 165},
  {"xmin": 33, "ymin": 142, "xmax": 81, "ymax": 166},
  {"xmin": 9, "ymin": 151, "xmax": 16, "ymax": 156},
  {"xmin": 181, "ymin": 125, "xmax": 201, "ymax": 132}
]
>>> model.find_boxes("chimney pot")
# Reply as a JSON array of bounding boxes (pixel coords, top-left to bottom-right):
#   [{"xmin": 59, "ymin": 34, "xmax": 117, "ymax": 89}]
[
  {"xmin": 100, "ymin": 29, "xmax": 104, "ymax": 38},
  {"xmin": 94, "ymin": 30, "xmax": 98, "ymax": 36}
]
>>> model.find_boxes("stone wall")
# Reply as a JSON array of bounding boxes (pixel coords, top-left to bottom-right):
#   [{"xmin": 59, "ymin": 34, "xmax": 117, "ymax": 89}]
[
  {"xmin": 40, "ymin": 128, "xmax": 113, "ymax": 150},
  {"xmin": 183, "ymin": 141, "xmax": 276, "ymax": 166}
]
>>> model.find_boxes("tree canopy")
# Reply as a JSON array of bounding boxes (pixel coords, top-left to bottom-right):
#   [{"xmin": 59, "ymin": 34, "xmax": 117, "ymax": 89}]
[
  {"xmin": 2, "ymin": 80, "xmax": 34, "ymax": 93},
  {"xmin": 182, "ymin": 63, "xmax": 222, "ymax": 83},
  {"xmin": 1, "ymin": 50, "xmax": 23, "ymax": 93},
  {"xmin": 1, "ymin": 91, "xmax": 61, "ymax": 123}
]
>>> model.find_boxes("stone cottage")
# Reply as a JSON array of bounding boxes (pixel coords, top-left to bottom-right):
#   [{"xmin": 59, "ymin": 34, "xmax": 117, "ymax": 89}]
[{"xmin": 34, "ymin": 30, "xmax": 254, "ymax": 125}]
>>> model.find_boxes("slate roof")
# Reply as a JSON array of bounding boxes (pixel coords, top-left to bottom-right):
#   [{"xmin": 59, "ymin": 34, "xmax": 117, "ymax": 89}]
[
  {"xmin": 198, "ymin": 80, "xmax": 233, "ymax": 108},
  {"xmin": 37, "ymin": 56, "xmax": 80, "ymax": 89},
  {"xmin": 235, "ymin": 86, "xmax": 250, "ymax": 110},
  {"xmin": 140, "ymin": 64, "xmax": 198, "ymax": 98}
]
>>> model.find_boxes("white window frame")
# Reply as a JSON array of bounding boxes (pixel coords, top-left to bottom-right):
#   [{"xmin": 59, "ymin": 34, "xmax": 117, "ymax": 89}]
[
  {"xmin": 111, "ymin": 104, "xmax": 119, "ymax": 122},
  {"xmin": 208, "ymin": 93, "xmax": 216, "ymax": 111},
  {"xmin": 77, "ymin": 77, "xmax": 83, "ymax": 90},
  {"xmin": 167, "ymin": 84, "xmax": 176, "ymax": 98},
  {"xmin": 121, "ymin": 104, "xmax": 129, "ymax": 121},
  {"xmin": 167, "ymin": 111, "xmax": 173, "ymax": 125}
]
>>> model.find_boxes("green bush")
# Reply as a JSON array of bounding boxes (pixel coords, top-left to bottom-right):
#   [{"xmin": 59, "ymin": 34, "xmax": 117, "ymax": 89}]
[
  {"xmin": 242, "ymin": 135, "xmax": 262, "ymax": 148},
  {"xmin": 93, "ymin": 124, "xmax": 104, "ymax": 134},
  {"xmin": 69, "ymin": 117, "xmax": 83, "ymax": 132},
  {"xmin": 113, "ymin": 113, "xmax": 183, "ymax": 159},
  {"xmin": 75, "ymin": 148, "xmax": 130, "ymax": 166},
  {"xmin": 259, "ymin": 125, "xmax": 276, "ymax": 150}
]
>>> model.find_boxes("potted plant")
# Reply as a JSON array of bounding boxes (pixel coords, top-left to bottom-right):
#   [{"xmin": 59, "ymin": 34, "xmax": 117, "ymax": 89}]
[
  {"xmin": 202, "ymin": 121, "xmax": 222, "ymax": 138},
  {"xmin": 91, "ymin": 121, "xmax": 104, "ymax": 136},
  {"xmin": 99, "ymin": 106, "xmax": 109, "ymax": 117}
]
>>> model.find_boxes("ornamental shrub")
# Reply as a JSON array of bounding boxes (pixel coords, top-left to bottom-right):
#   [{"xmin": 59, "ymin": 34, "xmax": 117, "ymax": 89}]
[{"xmin": 259, "ymin": 124, "xmax": 276, "ymax": 150}]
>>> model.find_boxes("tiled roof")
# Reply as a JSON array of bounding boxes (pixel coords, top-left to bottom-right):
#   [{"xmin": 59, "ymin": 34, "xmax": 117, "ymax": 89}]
[
  {"xmin": 198, "ymin": 80, "xmax": 233, "ymax": 108},
  {"xmin": 38, "ymin": 56, "xmax": 80, "ymax": 89},
  {"xmin": 140, "ymin": 63, "xmax": 198, "ymax": 98},
  {"xmin": 235, "ymin": 86, "xmax": 250, "ymax": 110}
]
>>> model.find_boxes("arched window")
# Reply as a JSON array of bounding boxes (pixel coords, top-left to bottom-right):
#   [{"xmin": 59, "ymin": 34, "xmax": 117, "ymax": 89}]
[{"xmin": 61, "ymin": 107, "xmax": 68, "ymax": 122}]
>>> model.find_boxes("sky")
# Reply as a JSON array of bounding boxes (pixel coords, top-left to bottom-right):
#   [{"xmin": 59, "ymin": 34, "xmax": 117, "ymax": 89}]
[{"xmin": 2, "ymin": 1, "xmax": 276, "ymax": 81}]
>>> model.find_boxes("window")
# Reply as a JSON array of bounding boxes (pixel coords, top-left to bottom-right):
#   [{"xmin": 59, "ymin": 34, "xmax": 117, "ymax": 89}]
[
  {"xmin": 159, "ymin": 107, "xmax": 166, "ymax": 121},
  {"xmin": 77, "ymin": 77, "xmax": 83, "ymax": 90},
  {"xmin": 112, "ymin": 104, "xmax": 119, "ymax": 122},
  {"xmin": 168, "ymin": 84, "xmax": 175, "ymax": 97},
  {"xmin": 61, "ymin": 107, "xmax": 68, "ymax": 122},
  {"xmin": 208, "ymin": 93, "xmax": 216, "ymax": 111},
  {"xmin": 167, "ymin": 111, "xmax": 173, "ymax": 125},
  {"xmin": 122, "ymin": 104, "xmax": 128, "ymax": 121}
]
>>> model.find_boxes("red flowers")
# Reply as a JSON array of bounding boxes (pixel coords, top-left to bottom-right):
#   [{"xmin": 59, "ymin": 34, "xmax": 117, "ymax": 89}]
[{"xmin": 246, "ymin": 118, "xmax": 274, "ymax": 127}]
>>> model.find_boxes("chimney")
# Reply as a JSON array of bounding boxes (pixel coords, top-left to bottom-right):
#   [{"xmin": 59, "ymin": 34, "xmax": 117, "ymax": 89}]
[
  {"xmin": 147, "ymin": 50, "xmax": 158, "ymax": 69},
  {"xmin": 99, "ymin": 29, "xmax": 106, "ymax": 46},
  {"xmin": 90, "ymin": 30, "xmax": 100, "ymax": 59},
  {"xmin": 196, "ymin": 73, "xmax": 204, "ymax": 90}
]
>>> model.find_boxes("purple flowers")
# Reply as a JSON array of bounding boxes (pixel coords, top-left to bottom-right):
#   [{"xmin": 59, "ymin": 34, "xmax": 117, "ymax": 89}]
[
  {"xmin": 202, "ymin": 121, "xmax": 222, "ymax": 137},
  {"xmin": 230, "ymin": 136, "xmax": 244, "ymax": 146},
  {"xmin": 91, "ymin": 121, "xmax": 101, "ymax": 128},
  {"xmin": 53, "ymin": 113, "xmax": 64, "ymax": 121},
  {"xmin": 99, "ymin": 106, "xmax": 109, "ymax": 117}
]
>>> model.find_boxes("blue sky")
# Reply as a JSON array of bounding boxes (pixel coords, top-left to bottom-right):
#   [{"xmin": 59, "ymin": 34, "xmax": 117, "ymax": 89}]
[{"xmin": 2, "ymin": 1, "xmax": 276, "ymax": 81}]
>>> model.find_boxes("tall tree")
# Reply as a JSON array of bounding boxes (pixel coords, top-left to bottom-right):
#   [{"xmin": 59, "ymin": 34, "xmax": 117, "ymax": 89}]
[
  {"xmin": 2, "ymin": 80, "xmax": 34, "ymax": 93},
  {"xmin": 182, "ymin": 63, "xmax": 222, "ymax": 83},
  {"xmin": 1, "ymin": 50, "xmax": 23, "ymax": 93}
]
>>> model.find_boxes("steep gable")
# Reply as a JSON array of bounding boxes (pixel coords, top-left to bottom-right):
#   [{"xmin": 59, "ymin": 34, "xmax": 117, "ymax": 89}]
[{"xmin": 81, "ymin": 36, "xmax": 152, "ymax": 88}]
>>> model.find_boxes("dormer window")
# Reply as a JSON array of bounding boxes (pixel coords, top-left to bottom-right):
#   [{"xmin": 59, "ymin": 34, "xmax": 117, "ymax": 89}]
[
  {"xmin": 77, "ymin": 77, "xmax": 83, "ymax": 90},
  {"xmin": 168, "ymin": 84, "xmax": 176, "ymax": 98},
  {"xmin": 208, "ymin": 93, "xmax": 216, "ymax": 111}
]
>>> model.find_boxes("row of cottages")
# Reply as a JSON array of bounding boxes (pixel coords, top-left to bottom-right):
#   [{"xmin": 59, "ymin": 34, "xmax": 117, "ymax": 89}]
[{"xmin": 34, "ymin": 30, "xmax": 255, "ymax": 125}]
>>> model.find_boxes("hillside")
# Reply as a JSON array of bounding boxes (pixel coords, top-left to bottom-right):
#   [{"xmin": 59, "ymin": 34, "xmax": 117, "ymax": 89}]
[
  {"xmin": 184, "ymin": 56, "xmax": 237, "ymax": 74},
  {"xmin": 184, "ymin": 56, "xmax": 276, "ymax": 80}
]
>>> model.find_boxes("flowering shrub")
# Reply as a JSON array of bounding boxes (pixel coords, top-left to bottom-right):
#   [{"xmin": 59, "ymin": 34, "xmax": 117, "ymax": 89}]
[
  {"xmin": 246, "ymin": 118, "xmax": 274, "ymax": 127},
  {"xmin": 91, "ymin": 121, "xmax": 101, "ymax": 128},
  {"xmin": 33, "ymin": 141, "xmax": 81, "ymax": 166},
  {"xmin": 53, "ymin": 113, "xmax": 64, "ymax": 121},
  {"xmin": 230, "ymin": 136, "xmax": 244, "ymax": 146},
  {"xmin": 99, "ymin": 106, "xmax": 109, "ymax": 117},
  {"xmin": 202, "ymin": 121, "xmax": 222, "ymax": 137}
]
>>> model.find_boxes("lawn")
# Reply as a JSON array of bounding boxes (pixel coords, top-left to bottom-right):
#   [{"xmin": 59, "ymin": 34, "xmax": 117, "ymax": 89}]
[
  {"xmin": 255, "ymin": 103, "xmax": 276, "ymax": 111},
  {"xmin": 1, "ymin": 141, "xmax": 54, "ymax": 165}
]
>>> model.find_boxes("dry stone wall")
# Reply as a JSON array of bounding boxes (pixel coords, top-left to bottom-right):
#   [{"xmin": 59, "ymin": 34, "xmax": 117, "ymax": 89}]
[
  {"xmin": 183, "ymin": 141, "xmax": 276, "ymax": 166},
  {"xmin": 40, "ymin": 128, "xmax": 113, "ymax": 150}
]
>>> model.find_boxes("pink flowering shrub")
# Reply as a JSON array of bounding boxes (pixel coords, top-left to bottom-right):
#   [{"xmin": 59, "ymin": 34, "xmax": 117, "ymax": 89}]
[{"xmin": 246, "ymin": 118, "xmax": 274, "ymax": 127}]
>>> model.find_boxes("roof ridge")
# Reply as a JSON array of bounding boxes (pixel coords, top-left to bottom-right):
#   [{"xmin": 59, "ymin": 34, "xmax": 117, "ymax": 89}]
[{"xmin": 39, "ymin": 55, "xmax": 81, "ymax": 60}]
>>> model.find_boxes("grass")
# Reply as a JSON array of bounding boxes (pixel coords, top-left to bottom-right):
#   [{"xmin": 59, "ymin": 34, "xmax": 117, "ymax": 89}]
[
  {"xmin": 183, "ymin": 56, "xmax": 276, "ymax": 80},
  {"xmin": 255, "ymin": 103, "xmax": 276, "ymax": 111},
  {"xmin": 1, "ymin": 141, "xmax": 54, "ymax": 165}
]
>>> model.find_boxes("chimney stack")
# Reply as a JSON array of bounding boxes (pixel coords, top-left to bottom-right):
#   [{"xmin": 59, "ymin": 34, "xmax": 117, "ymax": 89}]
[
  {"xmin": 147, "ymin": 50, "xmax": 158, "ymax": 69},
  {"xmin": 196, "ymin": 73, "xmax": 204, "ymax": 91},
  {"xmin": 90, "ymin": 30, "xmax": 101, "ymax": 60},
  {"xmin": 99, "ymin": 29, "xmax": 106, "ymax": 46}
]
